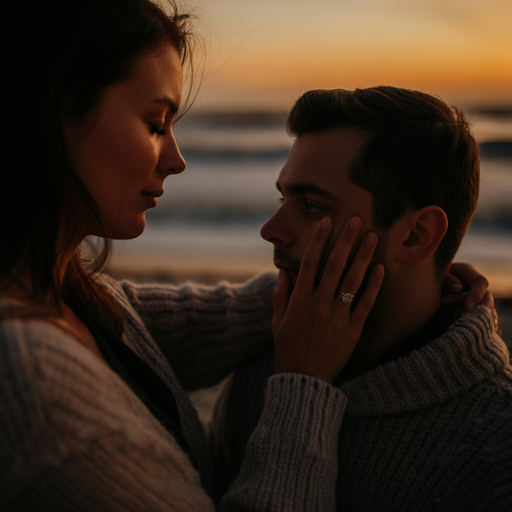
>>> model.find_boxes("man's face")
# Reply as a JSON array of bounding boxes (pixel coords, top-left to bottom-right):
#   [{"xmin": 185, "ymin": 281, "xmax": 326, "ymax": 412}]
[{"xmin": 261, "ymin": 128, "xmax": 386, "ymax": 287}]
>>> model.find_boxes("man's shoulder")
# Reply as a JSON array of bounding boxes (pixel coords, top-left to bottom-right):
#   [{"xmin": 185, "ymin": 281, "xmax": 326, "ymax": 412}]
[{"xmin": 472, "ymin": 364, "xmax": 512, "ymax": 410}]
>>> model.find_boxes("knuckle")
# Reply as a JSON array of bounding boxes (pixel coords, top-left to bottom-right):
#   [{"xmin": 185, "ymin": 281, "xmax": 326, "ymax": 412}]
[
  {"xmin": 301, "ymin": 257, "xmax": 317, "ymax": 272},
  {"xmin": 357, "ymin": 296, "xmax": 373, "ymax": 312},
  {"xmin": 354, "ymin": 250, "xmax": 371, "ymax": 265},
  {"xmin": 343, "ymin": 276, "xmax": 360, "ymax": 292},
  {"xmin": 324, "ymin": 260, "xmax": 343, "ymax": 277},
  {"xmin": 313, "ymin": 228, "xmax": 327, "ymax": 241},
  {"xmin": 340, "ymin": 231, "xmax": 356, "ymax": 245}
]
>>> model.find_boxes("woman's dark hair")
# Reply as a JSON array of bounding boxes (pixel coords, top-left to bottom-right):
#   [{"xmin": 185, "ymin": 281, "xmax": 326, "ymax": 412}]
[
  {"xmin": 3, "ymin": 0, "xmax": 197, "ymax": 324},
  {"xmin": 287, "ymin": 87, "xmax": 480, "ymax": 279}
]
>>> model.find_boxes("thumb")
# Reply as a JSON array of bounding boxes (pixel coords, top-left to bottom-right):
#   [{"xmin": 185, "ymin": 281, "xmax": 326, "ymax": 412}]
[
  {"xmin": 442, "ymin": 271, "xmax": 463, "ymax": 295},
  {"xmin": 272, "ymin": 269, "xmax": 292, "ymax": 333}
]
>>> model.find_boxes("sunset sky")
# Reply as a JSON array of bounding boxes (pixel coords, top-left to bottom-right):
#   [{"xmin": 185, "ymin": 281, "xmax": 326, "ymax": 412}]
[{"xmin": 186, "ymin": 0, "xmax": 512, "ymax": 109}]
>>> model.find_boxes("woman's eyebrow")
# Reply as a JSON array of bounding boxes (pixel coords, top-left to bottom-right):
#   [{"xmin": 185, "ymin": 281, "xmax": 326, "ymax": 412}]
[{"xmin": 153, "ymin": 97, "xmax": 179, "ymax": 114}]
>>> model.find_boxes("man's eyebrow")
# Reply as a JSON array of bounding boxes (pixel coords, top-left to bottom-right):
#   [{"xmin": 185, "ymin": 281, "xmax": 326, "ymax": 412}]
[
  {"xmin": 276, "ymin": 181, "xmax": 342, "ymax": 202},
  {"xmin": 153, "ymin": 97, "xmax": 179, "ymax": 113}
]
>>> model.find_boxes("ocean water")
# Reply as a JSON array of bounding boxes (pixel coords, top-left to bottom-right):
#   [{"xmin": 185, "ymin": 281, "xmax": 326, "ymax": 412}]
[{"xmin": 112, "ymin": 108, "xmax": 512, "ymax": 278}]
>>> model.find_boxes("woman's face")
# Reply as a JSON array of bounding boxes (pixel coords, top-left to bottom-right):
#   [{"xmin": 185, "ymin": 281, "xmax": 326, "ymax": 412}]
[{"xmin": 65, "ymin": 43, "xmax": 186, "ymax": 240}]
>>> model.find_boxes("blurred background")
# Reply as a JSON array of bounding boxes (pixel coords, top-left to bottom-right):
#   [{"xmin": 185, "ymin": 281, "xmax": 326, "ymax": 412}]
[
  {"xmin": 109, "ymin": 0, "xmax": 512, "ymax": 333},
  {"xmin": 107, "ymin": 0, "xmax": 512, "ymax": 414}
]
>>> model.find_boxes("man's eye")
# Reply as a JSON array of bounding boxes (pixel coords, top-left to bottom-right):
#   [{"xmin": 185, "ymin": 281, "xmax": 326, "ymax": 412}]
[
  {"xmin": 305, "ymin": 201, "xmax": 321, "ymax": 213},
  {"xmin": 278, "ymin": 196, "xmax": 284, "ymax": 204}
]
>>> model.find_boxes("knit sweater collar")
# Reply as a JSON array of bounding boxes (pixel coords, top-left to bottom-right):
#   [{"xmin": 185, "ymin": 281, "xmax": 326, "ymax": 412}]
[{"xmin": 339, "ymin": 305, "xmax": 509, "ymax": 416}]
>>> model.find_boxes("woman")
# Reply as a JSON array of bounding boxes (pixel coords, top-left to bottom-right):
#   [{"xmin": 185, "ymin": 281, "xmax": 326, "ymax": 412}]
[{"xmin": 0, "ymin": 1, "xmax": 491, "ymax": 510}]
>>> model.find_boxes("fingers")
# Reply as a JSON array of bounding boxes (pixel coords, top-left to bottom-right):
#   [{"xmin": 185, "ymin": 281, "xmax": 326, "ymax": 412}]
[
  {"xmin": 293, "ymin": 216, "xmax": 333, "ymax": 294},
  {"xmin": 481, "ymin": 290, "xmax": 494, "ymax": 310},
  {"xmin": 271, "ymin": 215, "xmax": 384, "ymax": 383},
  {"xmin": 351, "ymin": 264, "xmax": 385, "ymax": 325},
  {"xmin": 448, "ymin": 262, "xmax": 477, "ymax": 283},
  {"xmin": 272, "ymin": 269, "xmax": 292, "ymax": 333},
  {"xmin": 442, "ymin": 272, "xmax": 463, "ymax": 295},
  {"xmin": 448, "ymin": 262, "xmax": 489, "ymax": 311},
  {"xmin": 314, "ymin": 216, "xmax": 364, "ymax": 298},
  {"xmin": 329, "ymin": 230, "xmax": 378, "ymax": 302},
  {"xmin": 480, "ymin": 291, "xmax": 500, "ymax": 333},
  {"xmin": 463, "ymin": 276, "xmax": 490, "ymax": 311}
]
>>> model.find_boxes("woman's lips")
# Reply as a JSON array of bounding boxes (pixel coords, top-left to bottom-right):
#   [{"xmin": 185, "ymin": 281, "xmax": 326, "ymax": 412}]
[
  {"xmin": 142, "ymin": 194, "xmax": 157, "ymax": 208},
  {"xmin": 141, "ymin": 189, "xmax": 164, "ymax": 208}
]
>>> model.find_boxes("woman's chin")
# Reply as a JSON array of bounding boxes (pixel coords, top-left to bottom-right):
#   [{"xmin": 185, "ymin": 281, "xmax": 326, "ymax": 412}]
[{"xmin": 105, "ymin": 217, "xmax": 146, "ymax": 240}]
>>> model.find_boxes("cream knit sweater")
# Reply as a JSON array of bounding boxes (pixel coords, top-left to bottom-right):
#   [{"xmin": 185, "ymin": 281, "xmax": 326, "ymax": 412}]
[
  {"xmin": 0, "ymin": 274, "xmax": 346, "ymax": 511},
  {"xmin": 209, "ymin": 305, "xmax": 512, "ymax": 511}
]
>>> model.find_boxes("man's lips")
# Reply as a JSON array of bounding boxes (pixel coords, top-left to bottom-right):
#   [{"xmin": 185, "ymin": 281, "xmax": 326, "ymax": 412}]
[{"xmin": 275, "ymin": 261, "xmax": 300, "ymax": 286}]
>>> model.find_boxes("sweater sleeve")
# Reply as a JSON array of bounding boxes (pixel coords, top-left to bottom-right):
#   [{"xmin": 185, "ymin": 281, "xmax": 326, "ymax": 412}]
[
  {"xmin": 220, "ymin": 374, "xmax": 347, "ymax": 512},
  {"xmin": 113, "ymin": 273, "xmax": 276, "ymax": 390},
  {"xmin": 209, "ymin": 350, "xmax": 347, "ymax": 511}
]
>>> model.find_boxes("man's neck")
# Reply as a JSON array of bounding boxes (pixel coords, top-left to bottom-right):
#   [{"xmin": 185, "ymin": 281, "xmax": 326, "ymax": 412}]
[{"xmin": 336, "ymin": 266, "xmax": 444, "ymax": 382}]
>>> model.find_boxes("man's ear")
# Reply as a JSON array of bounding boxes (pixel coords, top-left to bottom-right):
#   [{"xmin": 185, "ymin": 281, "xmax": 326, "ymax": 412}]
[{"xmin": 396, "ymin": 206, "xmax": 448, "ymax": 264}]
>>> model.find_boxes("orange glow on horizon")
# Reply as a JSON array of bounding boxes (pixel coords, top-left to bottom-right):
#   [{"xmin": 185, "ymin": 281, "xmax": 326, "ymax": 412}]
[
  {"xmin": 200, "ymin": 45, "xmax": 512, "ymax": 93},
  {"xmin": 190, "ymin": 0, "xmax": 512, "ymax": 104}
]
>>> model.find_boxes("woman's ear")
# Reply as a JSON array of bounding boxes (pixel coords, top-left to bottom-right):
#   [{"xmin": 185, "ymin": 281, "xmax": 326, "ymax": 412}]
[{"xmin": 396, "ymin": 206, "xmax": 448, "ymax": 264}]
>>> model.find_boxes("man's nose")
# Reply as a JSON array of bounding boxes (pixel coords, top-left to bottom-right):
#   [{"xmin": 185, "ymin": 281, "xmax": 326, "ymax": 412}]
[{"xmin": 260, "ymin": 207, "xmax": 293, "ymax": 246}]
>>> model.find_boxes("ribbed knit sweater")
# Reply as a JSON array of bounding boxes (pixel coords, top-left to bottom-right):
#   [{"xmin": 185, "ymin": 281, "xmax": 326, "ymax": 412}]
[
  {"xmin": 0, "ymin": 273, "xmax": 346, "ymax": 511},
  {"xmin": 209, "ymin": 305, "xmax": 512, "ymax": 511}
]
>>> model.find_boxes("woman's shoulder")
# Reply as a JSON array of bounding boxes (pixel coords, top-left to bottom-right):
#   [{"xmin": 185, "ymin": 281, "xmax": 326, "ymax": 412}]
[
  {"xmin": 0, "ymin": 303, "xmax": 108, "ymax": 416},
  {"xmin": 0, "ymin": 297, "xmax": 123, "ymax": 435},
  {"xmin": 0, "ymin": 298, "xmax": 74, "ymax": 359},
  {"xmin": 0, "ymin": 298, "xmax": 210, "ymax": 510},
  {"xmin": 0, "ymin": 305, "xmax": 101, "ymax": 481}
]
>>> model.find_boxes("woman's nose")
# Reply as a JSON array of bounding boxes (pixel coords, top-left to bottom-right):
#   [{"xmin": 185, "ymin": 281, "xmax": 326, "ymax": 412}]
[{"xmin": 159, "ymin": 131, "xmax": 186, "ymax": 176}]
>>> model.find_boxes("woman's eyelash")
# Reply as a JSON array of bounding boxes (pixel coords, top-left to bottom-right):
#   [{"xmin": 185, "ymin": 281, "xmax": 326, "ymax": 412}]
[{"xmin": 149, "ymin": 123, "xmax": 166, "ymax": 135}]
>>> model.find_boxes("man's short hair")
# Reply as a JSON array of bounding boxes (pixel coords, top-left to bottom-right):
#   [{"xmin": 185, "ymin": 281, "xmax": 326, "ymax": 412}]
[{"xmin": 286, "ymin": 86, "xmax": 480, "ymax": 278}]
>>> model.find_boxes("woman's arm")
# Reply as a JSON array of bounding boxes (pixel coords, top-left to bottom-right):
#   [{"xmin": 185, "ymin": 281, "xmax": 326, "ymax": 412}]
[
  {"xmin": 106, "ymin": 274, "xmax": 276, "ymax": 390},
  {"xmin": 220, "ymin": 373, "xmax": 347, "ymax": 511},
  {"xmin": 103, "ymin": 259, "xmax": 493, "ymax": 392}
]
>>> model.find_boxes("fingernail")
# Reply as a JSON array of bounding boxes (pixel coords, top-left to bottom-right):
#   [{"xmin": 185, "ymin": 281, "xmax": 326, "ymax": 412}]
[
  {"xmin": 375, "ymin": 264, "xmax": 384, "ymax": 277},
  {"xmin": 321, "ymin": 217, "xmax": 332, "ymax": 229},
  {"xmin": 365, "ymin": 232, "xmax": 376, "ymax": 247},
  {"xmin": 467, "ymin": 302, "xmax": 475, "ymax": 312},
  {"xmin": 452, "ymin": 284, "xmax": 463, "ymax": 292},
  {"xmin": 349, "ymin": 216, "xmax": 361, "ymax": 231}
]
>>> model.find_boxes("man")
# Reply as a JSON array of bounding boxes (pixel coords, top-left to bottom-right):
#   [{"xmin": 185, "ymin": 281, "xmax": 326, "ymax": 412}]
[{"xmin": 209, "ymin": 87, "xmax": 512, "ymax": 511}]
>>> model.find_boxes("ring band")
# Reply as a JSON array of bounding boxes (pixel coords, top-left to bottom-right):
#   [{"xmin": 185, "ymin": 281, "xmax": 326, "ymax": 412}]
[{"xmin": 338, "ymin": 291, "xmax": 354, "ymax": 303}]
